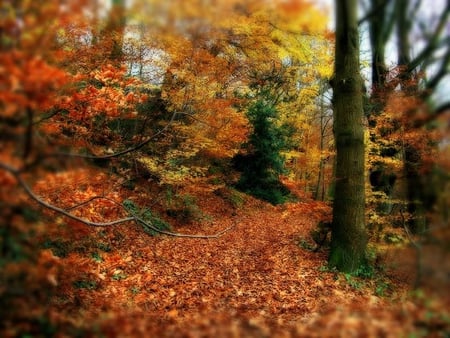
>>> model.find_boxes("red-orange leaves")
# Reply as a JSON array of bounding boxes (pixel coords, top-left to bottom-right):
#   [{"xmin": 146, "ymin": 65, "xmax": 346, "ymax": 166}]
[
  {"xmin": 0, "ymin": 51, "xmax": 69, "ymax": 116},
  {"xmin": 64, "ymin": 65, "xmax": 143, "ymax": 121}
]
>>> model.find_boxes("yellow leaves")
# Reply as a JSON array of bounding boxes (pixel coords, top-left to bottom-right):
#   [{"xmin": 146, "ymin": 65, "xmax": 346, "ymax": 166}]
[
  {"xmin": 271, "ymin": 1, "xmax": 328, "ymax": 37},
  {"xmin": 223, "ymin": 1, "xmax": 330, "ymax": 65},
  {"xmin": 226, "ymin": 15, "xmax": 256, "ymax": 36},
  {"xmin": 144, "ymin": 0, "xmax": 332, "ymax": 176},
  {"xmin": 316, "ymin": 61, "xmax": 333, "ymax": 79},
  {"xmin": 271, "ymin": 30, "xmax": 301, "ymax": 60},
  {"xmin": 137, "ymin": 157, "xmax": 159, "ymax": 174},
  {"xmin": 137, "ymin": 152, "xmax": 208, "ymax": 185}
]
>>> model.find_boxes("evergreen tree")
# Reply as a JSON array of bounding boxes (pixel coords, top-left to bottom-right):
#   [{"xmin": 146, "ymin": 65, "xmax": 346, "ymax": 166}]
[{"xmin": 235, "ymin": 98, "xmax": 290, "ymax": 204}]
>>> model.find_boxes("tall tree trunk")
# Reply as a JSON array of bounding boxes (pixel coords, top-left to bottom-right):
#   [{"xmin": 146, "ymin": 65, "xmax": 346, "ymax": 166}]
[{"xmin": 328, "ymin": 0, "xmax": 367, "ymax": 273}]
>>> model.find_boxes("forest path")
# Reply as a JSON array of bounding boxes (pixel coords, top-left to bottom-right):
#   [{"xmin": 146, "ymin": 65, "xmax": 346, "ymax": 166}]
[{"xmin": 55, "ymin": 186, "xmax": 417, "ymax": 337}]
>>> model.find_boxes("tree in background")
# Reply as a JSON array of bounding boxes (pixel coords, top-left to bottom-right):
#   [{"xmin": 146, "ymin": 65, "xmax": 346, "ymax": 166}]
[
  {"xmin": 363, "ymin": 0, "xmax": 450, "ymax": 236},
  {"xmin": 235, "ymin": 91, "xmax": 291, "ymax": 205},
  {"xmin": 328, "ymin": 0, "xmax": 367, "ymax": 273}
]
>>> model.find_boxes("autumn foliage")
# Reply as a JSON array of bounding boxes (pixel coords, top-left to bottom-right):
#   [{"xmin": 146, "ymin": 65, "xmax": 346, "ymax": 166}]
[{"xmin": 1, "ymin": 0, "xmax": 449, "ymax": 337}]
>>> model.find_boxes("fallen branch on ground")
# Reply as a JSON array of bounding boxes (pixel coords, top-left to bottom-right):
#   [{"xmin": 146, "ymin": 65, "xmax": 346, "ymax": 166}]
[{"xmin": 0, "ymin": 161, "xmax": 234, "ymax": 239}]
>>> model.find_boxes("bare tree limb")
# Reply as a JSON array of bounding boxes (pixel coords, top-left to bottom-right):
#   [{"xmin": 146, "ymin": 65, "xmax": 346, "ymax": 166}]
[
  {"xmin": 46, "ymin": 108, "xmax": 224, "ymax": 162},
  {"xmin": 358, "ymin": 0, "xmax": 391, "ymax": 26},
  {"xmin": 51, "ymin": 111, "xmax": 179, "ymax": 160},
  {"xmin": 0, "ymin": 161, "xmax": 234, "ymax": 239},
  {"xmin": 410, "ymin": 101, "xmax": 450, "ymax": 128},
  {"xmin": 65, "ymin": 195, "xmax": 119, "ymax": 211},
  {"xmin": 32, "ymin": 107, "xmax": 65, "ymax": 125},
  {"xmin": 424, "ymin": 46, "xmax": 450, "ymax": 93},
  {"xmin": 0, "ymin": 162, "xmax": 136, "ymax": 227},
  {"xmin": 408, "ymin": 2, "xmax": 450, "ymax": 74}
]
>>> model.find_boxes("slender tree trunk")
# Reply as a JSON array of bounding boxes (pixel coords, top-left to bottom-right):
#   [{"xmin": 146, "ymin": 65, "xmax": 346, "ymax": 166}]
[
  {"xmin": 369, "ymin": 0, "xmax": 389, "ymax": 100},
  {"xmin": 315, "ymin": 86, "xmax": 329, "ymax": 201},
  {"xmin": 315, "ymin": 151, "xmax": 325, "ymax": 201},
  {"xmin": 328, "ymin": 0, "xmax": 367, "ymax": 273}
]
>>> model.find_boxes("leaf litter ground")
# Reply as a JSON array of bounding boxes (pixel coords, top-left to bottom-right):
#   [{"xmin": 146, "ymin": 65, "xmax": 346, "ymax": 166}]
[{"xmin": 32, "ymin": 169, "xmax": 450, "ymax": 337}]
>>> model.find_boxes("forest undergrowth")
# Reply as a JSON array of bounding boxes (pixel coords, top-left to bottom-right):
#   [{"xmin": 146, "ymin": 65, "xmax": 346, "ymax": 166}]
[{"xmin": 2, "ymin": 166, "xmax": 450, "ymax": 337}]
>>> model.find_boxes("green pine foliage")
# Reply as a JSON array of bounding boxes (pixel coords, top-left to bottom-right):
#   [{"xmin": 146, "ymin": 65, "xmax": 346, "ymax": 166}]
[{"xmin": 235, "ymin": 99, "xmax": 291, "ymax": 204}]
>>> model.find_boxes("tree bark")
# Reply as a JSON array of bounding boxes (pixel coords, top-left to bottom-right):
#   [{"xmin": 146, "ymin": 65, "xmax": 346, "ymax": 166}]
[{"xmin": 328, "ymin": 0, "xmax": 367, "ymax": 273}]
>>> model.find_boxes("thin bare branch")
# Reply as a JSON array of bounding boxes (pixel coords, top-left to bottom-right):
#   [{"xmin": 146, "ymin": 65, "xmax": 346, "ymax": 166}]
[
  {"xmin": 0, "ymin": 162, "xmax": 135, "ymax": 227},
  {"xmin": 424, "ymin": 46, "xmax": 450, "ymax": 93},
  {"xmin": 408, "ymin": 3, "xmax": 450, "ymax": 73},
  {"xmin": 358, "ymin": 0, "xmax": 391, "ymax": 26},
  {"xmin": 0, "ymin": 161, "xmax": 234, "ymax": 238},
  {"xmin": 32, "ymin": 108, "xmax": 65, "ymax": 125},
  {"xmin": 65, "ymin": 195, "xmax": 119, "ymax": 211},
  {"xmin": 52, "ymin": 111, "xmax": 179, "ymax": 160},
  {"xmin": 134, "ymin": 215, "xmax": 235, "ymax": 238}
]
